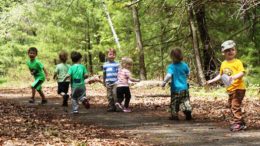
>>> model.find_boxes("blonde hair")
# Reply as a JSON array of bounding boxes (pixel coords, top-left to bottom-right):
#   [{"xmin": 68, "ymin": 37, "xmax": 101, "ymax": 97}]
[{"xmin": 121, "ymin": 57, "xmax": 133, "ymax": 68}]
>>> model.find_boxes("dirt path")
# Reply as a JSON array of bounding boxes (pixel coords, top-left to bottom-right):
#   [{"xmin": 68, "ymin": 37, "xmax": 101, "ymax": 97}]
[{"xmin": 1, "ymin": 86, "xmax": 260, "ymax": 145}]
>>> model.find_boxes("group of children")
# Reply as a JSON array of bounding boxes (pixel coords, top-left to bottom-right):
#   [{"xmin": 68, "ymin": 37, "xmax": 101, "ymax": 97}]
[{"xmin": 26, "ymin": 40, "xmax": 247, "ymax": 132}]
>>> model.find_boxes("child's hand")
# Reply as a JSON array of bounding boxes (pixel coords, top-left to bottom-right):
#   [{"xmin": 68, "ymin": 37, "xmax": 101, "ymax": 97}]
[
  {"xmin": 206, "ymin": 80, "xmax": 211, "ymax": 85},
  {"xmin": 229, "ymin": 76, "xmax": 234, "ymax": 82},
  {"xmin": 161, "ymin": 82, "xmax": 166, "ymax": 88}
]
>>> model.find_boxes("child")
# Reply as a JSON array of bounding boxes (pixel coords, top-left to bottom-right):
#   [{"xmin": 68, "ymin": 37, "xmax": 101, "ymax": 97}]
[
  {"xmin": 162, "ymin": 48, "xmax": 192, "ymax": 120},
  {"xmin": 26, "ymin": 47, "xmax": 49, "ymax": 104},
  {"xmin": 115, "ymin": 57, "xmax": 139, "ymax": 112},
  {"xmin": 63, "ymin": 51, "xmax": 90, "ymax": 114},
  {"xmin": 103, "ymin": 48, "xmax": 120, "ymax": 112},
  {"xmin": 207, "ymin": 40, "xmax": 246, "ymax": 131},
  {"xmin": 53, "ymin": 51, "xmax": 70, "ymax": 107}
]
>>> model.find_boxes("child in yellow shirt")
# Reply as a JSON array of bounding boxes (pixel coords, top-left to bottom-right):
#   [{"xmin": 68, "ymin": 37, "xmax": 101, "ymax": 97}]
[{"xmin": 207, "ymin": 40, "xmax": 246, "ymax": 132}]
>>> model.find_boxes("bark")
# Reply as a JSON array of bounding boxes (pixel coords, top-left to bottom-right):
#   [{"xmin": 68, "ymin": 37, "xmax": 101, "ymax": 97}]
[
  {"xmin": 102, "ymin": 0, "xmax": 121, "ymax": 49},
  {"xmin": 188, "ymin": 1, "xmax": 206, "ymax": 86},
  {"xmin": 160, "ymin": 24, "xmax": 166, "ymax": 80},
  {"xmin": 85, "ymin": 11, "xmax": 93, "ymax": 74},
  {"xmin": 194, "ymin": 2, "xmax": 218, "ymax": 80},
  {"xmin": 132, "ymin": 5, "xmax": 147, "ymax": 80}
]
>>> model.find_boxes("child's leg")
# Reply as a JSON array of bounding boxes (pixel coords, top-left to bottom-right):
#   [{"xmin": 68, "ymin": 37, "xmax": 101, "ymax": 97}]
[
  {"xmin": 31, "ymin": 87, "xmax": 36, "ymax": 99},
  {"xmin": 112, "ymin": 84, "xmax": 118, "ymax": 104},
  {"xmin": 115, "ymin": 87, "xmax": 125, "ymax": 111},
  {"xmin": 229, "ymin": 89, "xmax": 246, "ymax": 125},
  {"xmin": 71, "ymin": 88, "xmax": 79, "ymax": 113},
  {"xmin": 106, "ymin": 85, "xmax": 116, "ymax": 111},
  {"xmin": 59, "ymin": 82, "xmax": 70, "ymax": 106},
  {"xmin": 170, "ymin": 92, "xmax": 181, "ymax": 119},
  {"xmin": 38, "ymin": 90, "xmax": 46, "ymax": 100},
  {"xmin": 30, "ymin": 79, "xmax": 44, "ymax": 102},
  {"xmin": 179, "ymin": 90, "xmax": 192, "ymax": 120},
  {"xmin": 124, "ymin": 87, "xmax": 131, "ymax": 108},
  {"xmin": 116, "ymin": 87, "xmax": 125, "ymax": 104}
]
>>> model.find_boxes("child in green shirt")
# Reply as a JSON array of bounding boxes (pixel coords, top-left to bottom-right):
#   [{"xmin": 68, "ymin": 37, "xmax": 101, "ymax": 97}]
[
  {"xmin": 26, "ymin": 47, "xmax": 49, "ymax": 104},
  {"xmin": 63, "ymin": 51, "xmax": 90, "ymax": 114},
  {"xmin": 53, "ymin": 51, "xmax": 70, "ymax": 107}
]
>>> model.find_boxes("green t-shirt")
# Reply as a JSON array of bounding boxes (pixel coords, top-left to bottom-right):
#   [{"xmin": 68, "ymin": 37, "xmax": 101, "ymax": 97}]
[
  {"xmin": 26, "ymin": 59, "xmax": 45, "ymax": 80},
  {"xmin": 68, "ymin": 64, "xmax": 88, "ymax": 88},
  {"xmin": 55, "ymin": 63, "xmax": 70, "ymax": 82}
]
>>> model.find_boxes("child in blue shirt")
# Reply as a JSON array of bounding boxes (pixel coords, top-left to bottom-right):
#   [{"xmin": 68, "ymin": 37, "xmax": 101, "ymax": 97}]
[{"xmin": 162, "ymin": 48, "xmax": 192, "ymax": 120}]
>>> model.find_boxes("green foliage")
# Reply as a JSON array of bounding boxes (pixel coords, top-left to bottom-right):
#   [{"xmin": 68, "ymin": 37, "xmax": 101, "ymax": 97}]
[{"xmin": 0, "ymin": 0, "xmax": 259, "ymax": 85}]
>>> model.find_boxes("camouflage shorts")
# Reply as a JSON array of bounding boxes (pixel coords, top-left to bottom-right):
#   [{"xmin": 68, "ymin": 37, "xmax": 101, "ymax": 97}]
[{"xmin": 170, "ymin": 90, "xmax": 192, "ymax": 116}]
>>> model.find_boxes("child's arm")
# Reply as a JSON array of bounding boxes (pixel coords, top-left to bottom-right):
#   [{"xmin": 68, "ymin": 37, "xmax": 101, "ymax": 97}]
[
  {"xmin": 43, "ymin": 67, "xmax": 49, "ymax": 81},
  {"xmin": 53, "ymin": 72, "xmax": 57, "ymax": 80},
  {"xmin": 63, "ymin": 74, "xmax": 70, "ymax": 82},
  {"xmin": 129, "ymin": 77, "xmax": 140, "ymax": 82},
  {"xmin": 206, "ymin": 74, "xmax": 221, "ymax": 84},
  {"xmin": 161, "ymin": 73, "xmax": 172, "ymax": 87},
  {"xmin": 230, "ymin": 72, "xmax": 244, "ymax": 81}
]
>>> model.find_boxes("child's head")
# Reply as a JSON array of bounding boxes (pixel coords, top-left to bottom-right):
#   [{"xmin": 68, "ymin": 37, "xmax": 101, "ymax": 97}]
[
  {"xmin": 28, "ymin": 47, "xmax": 38, "ymax": 60},
  {"xmin": 70, "ymin": 51, "xmax": 82, "ymax": 63},
  {"xmin": 59, "ymin": 51, "xmax": 68, "ymax": 63},
  {"xmin": 121, "ymin": 57, "xmax": 133, "ymax": 69},
  {"xmin": 170, "ymin": 48, "xmax": 183, "ymax": 63},
  {"xmin": 107, "ymin": 48, "xmax": 116, "ymax": 61},
  {"xmin": 221, "ymin": 40, "xmax": 237, "ymax": 61}
]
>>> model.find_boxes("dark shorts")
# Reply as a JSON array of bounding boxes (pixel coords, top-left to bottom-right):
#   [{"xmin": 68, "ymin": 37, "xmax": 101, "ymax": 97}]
[{"xmin": 57, "ymin": 82, "xmax": 70, "ymax": 94}]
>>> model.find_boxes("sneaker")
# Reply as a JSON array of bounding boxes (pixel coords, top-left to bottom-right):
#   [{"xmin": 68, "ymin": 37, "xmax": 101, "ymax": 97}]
[
  {"xmin": 41, "ymin": 99, "xmax": 48, "ymax": 105},
  {"xmin": 28, "ymin": 98, "xmax": 35, "ymax": 103},
  {"xmin": 168, "ymin": 116, "xmax": 179, "ymax": 120},
  {"xmin": 230, "ymin": 123, "xmax": 247, "ymax": 132},
  {"xmin": 82, "ymin": 99, "xmax": 90, "ymax": 109},
  {"xmin": 72, "ymin": 110, "xmax": 79, "ymax": 114},
  {"xmin": 123, "ymin": 108, "xmax": 132, "ymax": 113},
  {"xmin": 115, "ymin": 102, "xmax": 123, "ymax": 112}
]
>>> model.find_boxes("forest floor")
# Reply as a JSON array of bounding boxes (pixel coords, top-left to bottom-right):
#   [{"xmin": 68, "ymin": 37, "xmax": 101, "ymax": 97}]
[{"xmin": 0, "ymin": 82, "xmax": 260, "ymax": 146}]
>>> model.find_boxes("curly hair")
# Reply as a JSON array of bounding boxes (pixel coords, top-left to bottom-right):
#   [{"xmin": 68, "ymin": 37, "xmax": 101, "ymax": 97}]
[{"xmin": 71, "ymin": 51, "xmax": 82, "ymax": 63}]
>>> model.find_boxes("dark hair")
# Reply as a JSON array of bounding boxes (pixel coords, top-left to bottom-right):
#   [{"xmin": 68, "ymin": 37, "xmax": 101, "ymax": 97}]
[
  {"xmin": 59, "ymin": 51, "xmax": 68, "ymax": 63},
  {"xmin": 71, "ymin": 51, "xmax": 82, "ymax": 63},
  {"xmin": 107, "ymin": 48, "xmax": 116, "ymax": 55},
  {"xmin": 170, "ymin": 48, "xmax": 183, "ymax": 62},
  {"xmin": 28, "ymin": 47, "xmax": 38, "ymax": 55}
]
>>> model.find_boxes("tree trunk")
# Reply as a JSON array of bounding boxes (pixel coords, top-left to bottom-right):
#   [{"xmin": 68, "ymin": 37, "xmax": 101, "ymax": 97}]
[
  {"xmin": 160, "ymin": 24, "xmax": 166, "ymax": 80},
  {"xmin": 187, "ymin": 1, "xmax": 206, "ymax": 86},
  {"xmin": 102, "ymin": 0, "xmax": 121, "ymax": 49},
  {"xmin": 86, "ymin": 11, "xmax": 93, "ymax": 74},
  {"xmin": 194, "ymin": 2, "xmax": 218, "ymax": 80},
  {"xmin": 132, "ymin": 5, "xmax": 147, "ymax": 80}
]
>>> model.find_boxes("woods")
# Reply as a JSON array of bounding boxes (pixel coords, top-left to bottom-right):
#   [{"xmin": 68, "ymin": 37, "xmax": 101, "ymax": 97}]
[
  {"xmin": 0, "ymin": 1, "xmax": 260, "ymax": 145},
  {"xmin": 0, "ymin": 0, "xmax": 259, "ymax": 83}
]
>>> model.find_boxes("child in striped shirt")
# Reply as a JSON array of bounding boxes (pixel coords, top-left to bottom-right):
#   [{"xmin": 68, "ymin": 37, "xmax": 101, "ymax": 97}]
[{"xmin": 103, "ymin": 48, "xmax": 120, "ymax": 112}]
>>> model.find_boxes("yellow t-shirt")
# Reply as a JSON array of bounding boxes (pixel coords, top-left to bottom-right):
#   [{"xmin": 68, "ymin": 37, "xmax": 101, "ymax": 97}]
[{"xmin": 220, "ymin": 59, "xmax": 245, "ymax": 92}]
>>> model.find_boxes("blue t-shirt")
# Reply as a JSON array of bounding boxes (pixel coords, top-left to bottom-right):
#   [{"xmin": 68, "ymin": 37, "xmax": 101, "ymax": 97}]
[
  {"xmin": 167, "ymin": 62, "xmax": 190, "ymax": 92},
  {"xmin": 103, "ymin": 61, "xmax": 120, "ymax": 84}
]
